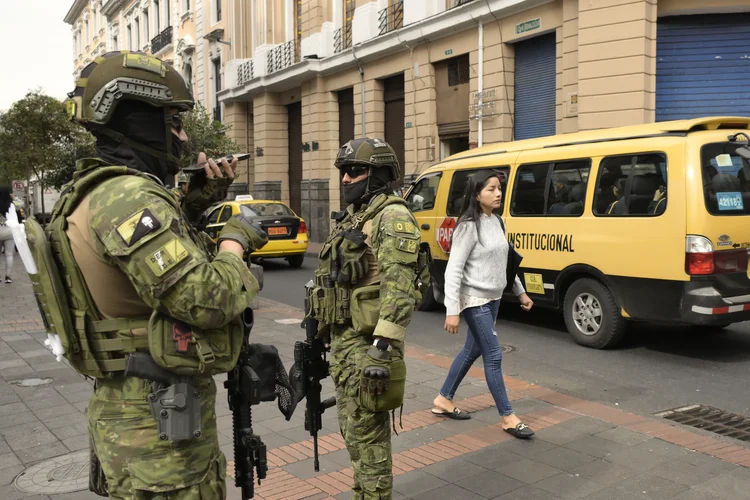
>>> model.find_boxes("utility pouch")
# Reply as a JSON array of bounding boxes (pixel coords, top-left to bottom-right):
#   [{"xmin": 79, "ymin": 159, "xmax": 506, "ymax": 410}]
[
  {"xmin": 350, "ymin": 285, "xmax": 381, "ymax": 335},
  {"xmin": 147, "ymin": 311, "xmax": 244, "ymax": 376}
]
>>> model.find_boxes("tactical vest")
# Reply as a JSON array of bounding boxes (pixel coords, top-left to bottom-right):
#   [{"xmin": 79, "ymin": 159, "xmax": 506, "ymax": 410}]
[
  {"xmin": 25, "ymin": 165, "xmax": 228, "ymax": 379},
  {"xmin": 309, "ymin": 194, "xmax": 430, "ymax": 333}
]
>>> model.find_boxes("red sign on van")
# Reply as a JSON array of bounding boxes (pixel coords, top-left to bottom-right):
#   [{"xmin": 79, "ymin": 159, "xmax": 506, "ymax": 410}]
[{"xmin": 437, "ymin": 217, "xmax": 457, "ymax": 253}]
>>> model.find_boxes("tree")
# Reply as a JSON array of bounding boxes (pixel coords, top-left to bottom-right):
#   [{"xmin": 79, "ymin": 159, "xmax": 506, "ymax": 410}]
[
  {"xmin": 0, "ymin": 90, "xmax": 93, "ymax": 216},
  {"xmin": 180, "ymin": 101, "xmax": 240, "ymax": 172}
]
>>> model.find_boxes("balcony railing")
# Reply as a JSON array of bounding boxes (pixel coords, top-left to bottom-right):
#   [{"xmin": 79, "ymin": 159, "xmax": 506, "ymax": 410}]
[
  {"xmin": 151, "ymin": 25, "xmax": 173, "ymax": 54},
  {"xmin": 266, "ymin": 40, "xmax": 298, "ymax": 74},
  {"xmin": 450, "ymin": 0, "xmax": 475, "ymax": 8},
  {"xmin": 378, "ymin": 0, "xmax": 404, "ymax": 36},
  {"xmin": 212, "ymin": 106, "xmax": 221, "ymax": 122},
  {"xmin": 237, "ymin": 59, "xmax": 255, "ymax": 86},
  {"xmin": 334, "ymin": 24, "xmax": 352, "ymax": 54}
]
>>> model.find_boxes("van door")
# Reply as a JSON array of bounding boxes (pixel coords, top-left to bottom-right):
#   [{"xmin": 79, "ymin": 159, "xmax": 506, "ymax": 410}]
[{"xmin": 405, "ymin": 173, "xmax": 443, "ymax": 259}]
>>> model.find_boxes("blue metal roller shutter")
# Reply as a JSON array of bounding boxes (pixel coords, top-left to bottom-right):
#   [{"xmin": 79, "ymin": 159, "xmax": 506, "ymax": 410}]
[
  {"xmin": 656, "ymin": 14, "xmax": 750, "ymax": 121},
  {"xmin": 514, "ymin": 32, "xmax": 557, "ymax": 140}
]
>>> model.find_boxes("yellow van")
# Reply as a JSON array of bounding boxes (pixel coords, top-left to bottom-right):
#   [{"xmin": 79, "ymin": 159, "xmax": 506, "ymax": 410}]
[{"xmin": 405, "ymin": 117, "xmax": 750, "ymax": 349}]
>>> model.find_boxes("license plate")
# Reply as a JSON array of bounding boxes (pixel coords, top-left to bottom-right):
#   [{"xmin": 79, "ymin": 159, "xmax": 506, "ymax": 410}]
[{"xmin": 268, "ymin": 227, "xmax": 288, "ymax": 236}]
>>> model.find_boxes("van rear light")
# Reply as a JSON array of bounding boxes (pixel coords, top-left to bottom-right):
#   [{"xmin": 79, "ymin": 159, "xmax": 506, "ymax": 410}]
[
  {"xmin": 685, "ymin": 236, "xmax": 749, "ymax": 275},
  {"xmin": 686, "ymin": 236, "xmax": 714, "ymax": 275},
  {"xmin": 298, "ymin": 221, "xmax": 307, "ymax": 234}
]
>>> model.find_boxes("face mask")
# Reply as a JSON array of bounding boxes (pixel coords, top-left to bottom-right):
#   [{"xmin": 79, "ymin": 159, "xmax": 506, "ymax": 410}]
[
  {"xmin": 343, "ymin": 178, "xmax": 369, "ymax": 204},
  {"xmin": 167, "ymin": 135, "xmax": 185, "ymax": 174}
]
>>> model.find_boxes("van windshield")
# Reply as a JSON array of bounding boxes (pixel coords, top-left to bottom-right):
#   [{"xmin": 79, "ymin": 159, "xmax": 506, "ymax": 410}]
[{"xmin": 701, "ymin": 142, "xmax": 750, "ymax": 215}]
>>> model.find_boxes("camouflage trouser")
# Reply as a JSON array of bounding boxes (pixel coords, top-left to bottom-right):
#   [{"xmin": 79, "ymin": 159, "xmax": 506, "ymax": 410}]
[
  {"xmin": 87, "ymin": 375, "xmax": 226, "ymax": 499},
  {"xmin": 330, "ymin": 327, "xmax": 393, "ymax": 500}
]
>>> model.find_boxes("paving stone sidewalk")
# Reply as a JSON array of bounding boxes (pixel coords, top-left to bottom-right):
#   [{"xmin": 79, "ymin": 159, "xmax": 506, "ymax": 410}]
[{"xmin": 1, "ymin": 258, "xmax": 749, "ymax": 500}]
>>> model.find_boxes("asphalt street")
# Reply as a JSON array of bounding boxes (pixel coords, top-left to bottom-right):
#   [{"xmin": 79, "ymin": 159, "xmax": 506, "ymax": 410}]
[{"xmin": 259, "ymin": 255, "xmax": 750, "ymax": 419}]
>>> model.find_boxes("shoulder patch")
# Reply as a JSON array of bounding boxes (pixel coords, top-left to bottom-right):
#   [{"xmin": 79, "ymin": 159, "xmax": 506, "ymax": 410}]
[
  {"xmin": 146, "ymin": 238, "xmax": 189, "ymax": 277},
  {"xmin": 397, "ymin": 237, "xmax": 419, "ymax": 254},
  {"xmin": 393, "ymin": 221, "xmax": 416, "ymax": 234},
  {"xmin": 117, "ymin": 208, "xmax": 162, "ymax": 247}
]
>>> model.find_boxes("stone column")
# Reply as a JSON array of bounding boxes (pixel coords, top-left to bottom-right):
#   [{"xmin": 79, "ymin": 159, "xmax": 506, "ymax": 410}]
[
  {"xmin": 253, "ymin": 91, "xmax": 289, "ymax": 202},
  {"xmin": 578, "ymin": 0, "xmax": 657, "ymax": 130}
]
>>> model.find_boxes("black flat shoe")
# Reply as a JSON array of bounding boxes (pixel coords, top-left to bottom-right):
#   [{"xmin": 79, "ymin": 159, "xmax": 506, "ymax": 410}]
[
  {"xmin": 432, "ymin": 407, "xmax": 471, "ymax": 420},
  {"xmin": 503, "ymin": 422, "xmax": 534, "ymax": 439},
  {"xmin": 4, "ymin": 276, "xmax": 11, "ymax": 284}
]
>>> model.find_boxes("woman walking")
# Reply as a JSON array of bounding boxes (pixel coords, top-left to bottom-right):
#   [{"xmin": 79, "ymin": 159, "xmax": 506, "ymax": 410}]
[
  {"xmin": 0, "ymin": 186, "xmax": 16, "ymax": 284},
  {"xmin": 432, "ymin": 170, "xmax": 535, "ymax": 438}
]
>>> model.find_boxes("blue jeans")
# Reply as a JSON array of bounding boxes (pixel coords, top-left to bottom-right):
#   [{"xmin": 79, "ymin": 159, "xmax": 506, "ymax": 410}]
[{"xmin": 439, "ymin": 300, "xmax": 514, "ymax": 416}]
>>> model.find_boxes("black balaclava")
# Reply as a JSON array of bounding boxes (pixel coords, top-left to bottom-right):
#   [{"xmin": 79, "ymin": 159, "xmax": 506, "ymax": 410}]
[
  {"xmin": 93, "ymin": 101, "xmax": 179, "ymax": 184},
  {"xmin": 343, "ymin": 166, "xmax": 393, "ymax": 207}
]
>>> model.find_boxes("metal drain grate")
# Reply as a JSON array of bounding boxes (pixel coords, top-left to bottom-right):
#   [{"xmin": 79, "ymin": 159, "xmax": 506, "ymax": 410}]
[{"xmin": 656, "ymin": 404, "xmax": 750, "ymax": 442}]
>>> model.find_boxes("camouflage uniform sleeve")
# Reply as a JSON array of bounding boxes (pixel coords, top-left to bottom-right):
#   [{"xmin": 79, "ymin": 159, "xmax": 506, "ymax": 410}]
[
  {"xmin": 87, "ymin": 176, "xmax": 258, "ymax": 329},
  {"xmin": 372, "ymin": 204, "xmax": 421, "ymax": 343}
]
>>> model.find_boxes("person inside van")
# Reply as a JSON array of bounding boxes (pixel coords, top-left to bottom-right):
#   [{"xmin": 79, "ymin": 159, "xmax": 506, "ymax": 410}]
[
  {"xmin": 605, "ymin": 177, "xmax": 628, "ymax": 215},
  {"xmin": 648, "ymin": 185, "xmax": 667, "ymax": 215},
  {"xmin": 431, "ymin": 170, "xmax": 535, "ymax": 439}
]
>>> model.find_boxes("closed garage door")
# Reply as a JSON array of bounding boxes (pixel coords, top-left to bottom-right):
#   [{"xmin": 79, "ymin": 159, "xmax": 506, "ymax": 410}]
[
  {"xmin": 514, "ymin": 32, "xmax": 557, "ymax": 141},
  {"xmin": 288, "ymin": 101, "xmax": 302, "ymax": 215},
  {"xmin": 384, "ymin": 74, "xmax": 405, "ymax": 180},
  {"xmin": 657, "ymin": 14, "xmax": 750, "ymax": 121}
]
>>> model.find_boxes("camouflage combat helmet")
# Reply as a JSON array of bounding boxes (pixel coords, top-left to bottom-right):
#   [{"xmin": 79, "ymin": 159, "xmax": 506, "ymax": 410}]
[
  {"xmin": 334, "ymin": 138, "xmax": 401, "ymax": 183},
  {"xmin": 64, "ymin": 51, "xmax": 194, "ymax": 169}
]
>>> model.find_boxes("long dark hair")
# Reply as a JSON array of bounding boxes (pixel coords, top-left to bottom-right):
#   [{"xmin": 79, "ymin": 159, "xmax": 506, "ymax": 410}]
[
  {"xmin": 457, "ymin": 170, "xmax": 502, "ymax": 244},
  {"xmin": 0, "ymin": 186, "xmax": 12, "ymax": 218}
]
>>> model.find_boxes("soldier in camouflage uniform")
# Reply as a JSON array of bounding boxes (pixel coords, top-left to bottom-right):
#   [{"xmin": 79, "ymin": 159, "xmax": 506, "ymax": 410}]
[
  {"xmin": 56, "ymin": 52, "xmax": 268, "ymax": 498},
  {"xmin": 313, "ymin": 138, "xmax": 424, "ymax": 500}
]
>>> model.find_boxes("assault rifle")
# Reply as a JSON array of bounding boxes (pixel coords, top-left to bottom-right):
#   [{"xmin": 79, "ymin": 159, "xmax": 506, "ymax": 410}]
[
  {"xmin": 292, "ymin": 280, "xmax": 336, "ymax": 471},
  {"xmin": 225, "ymin": 308, "xmax": 268, "ymax": 500}
]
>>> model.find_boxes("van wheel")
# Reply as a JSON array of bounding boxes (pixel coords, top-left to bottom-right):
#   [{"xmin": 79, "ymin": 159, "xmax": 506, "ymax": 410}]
[
  {"xmin": 287, "ymin": 255, "xmax": 304, "ymax": 268},
  {"xmin": 563, "ymin": 278, "xmax": 626, "ymax": 349},
  {"xmin": 417, "ymin": 279, "xmax": 441, "ymax": 311}
]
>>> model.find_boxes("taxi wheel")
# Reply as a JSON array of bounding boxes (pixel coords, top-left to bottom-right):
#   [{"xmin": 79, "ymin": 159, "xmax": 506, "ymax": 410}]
[
  {"xmin": 563, "ymin": 278, "xmax": 626, "ymax": 349},
  {"xmin": 287, "ymin": 255, "xmax": 305, "ymax": 268}
]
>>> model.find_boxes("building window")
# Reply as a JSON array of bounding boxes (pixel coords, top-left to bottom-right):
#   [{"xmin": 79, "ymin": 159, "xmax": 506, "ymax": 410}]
[
  {"xmin": 143, "ymin": 11, "xmax": 149, "ymax": 41},
  {"xmin": 448, "ymin": 54, "xmax": 470, "ymax": 86},
  {"xmin": 166, "ymin": 0, "xmax": 171, "ymax": 26},
  {"xmin": 154, "ymin": 0, "xmax": 160, "ymax": 32},
  {"xmin": 85, "ymin": 20, "xmax": 89, "ymax": 42},
  {"xmin": 93, "ymin": 11, "xmax": 97, "ymax": 34},
  {"xmin": 184, "ymin": 0, "xmax": 191, "ymax": 13},
  {"xmin": 216, "ymin": 0, "xmax": 222, "ymax": 22},
  {"xmin": 135, "ymin": 18, "xmax": 140, "ymax": 48},
  {"xmin": 213, "ymin": 58, "xmax": 222, "ymax": 120},
  {"xmin": 184, "ymin": 63, "xmax": 193, "ymax": 92},
  {"xmin": 127, "ymin": 24, "xmax": 132, "ymax": 50},
  {"xmin": 113, "ymin": 34, "xmax": 118, "ymax": 50}
]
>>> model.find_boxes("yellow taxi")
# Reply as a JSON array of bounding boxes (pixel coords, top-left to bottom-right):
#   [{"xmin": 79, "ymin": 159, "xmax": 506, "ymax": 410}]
[{"xmin": 202, "ymin": 195, "xmax": 308, "ymax": 267}]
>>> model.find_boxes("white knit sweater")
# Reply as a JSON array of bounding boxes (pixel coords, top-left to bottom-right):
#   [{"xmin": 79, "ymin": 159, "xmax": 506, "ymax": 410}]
[{"xmin": 443, "ymin": 214, "xmax": 525, "ymax": 316}]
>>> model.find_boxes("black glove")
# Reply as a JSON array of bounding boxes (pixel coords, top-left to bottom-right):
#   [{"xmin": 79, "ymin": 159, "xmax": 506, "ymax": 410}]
[
  {"xmin": 218, "ymin": 214, "xmax": 268, "ymax": 254},
  {"xmin": 360, "ymin": 346, "xmax": 391, "ymax": 395},
  {"xmin": 336, "ymin": 229, "xmax": 369, "ymax": 285}
]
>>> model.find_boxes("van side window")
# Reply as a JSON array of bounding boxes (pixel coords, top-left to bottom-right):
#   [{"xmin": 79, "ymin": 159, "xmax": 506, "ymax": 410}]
[
  {"xmin": 593, "ymin": 153, "xmax": 668, "ymax": 217},
  {"xmin": 406, "ymin": 173, "xmax": 441, "ymax": 212},
  {"xmin": 511, "ymin": 160, "xmax": 591, "ymax": 216},
  {"xmin": 446, "ymin": 167, "xmax": 510, "ymax": 216}
]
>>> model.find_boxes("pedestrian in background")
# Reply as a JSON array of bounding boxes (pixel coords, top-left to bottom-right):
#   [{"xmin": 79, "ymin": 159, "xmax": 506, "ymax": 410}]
[
  {"xmin": 0, "ymin": 186, "xmax": 16, "ymax": 283},
  {"xmin": 432, "ymin": 170, "xmax": 535, "ymax": 438}
]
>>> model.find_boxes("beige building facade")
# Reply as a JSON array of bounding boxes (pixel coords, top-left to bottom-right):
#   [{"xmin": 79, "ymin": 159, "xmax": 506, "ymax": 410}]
[
  {"xmin": 65, "ymin": 0, "xmax": 197, "ymax": 97},
  {"xmin": 67, "ymin": 0, "xmax": 750, "ymax": 242}
]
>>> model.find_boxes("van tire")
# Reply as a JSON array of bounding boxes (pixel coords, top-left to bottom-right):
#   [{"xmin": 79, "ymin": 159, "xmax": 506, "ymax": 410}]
[
  {"xmin": 563, "ymin": 278, "xmax": 626, "ymax": 349},
  {"xmin": 417, "ymin": 279, "xmax": 440, "ymax": 311},
  {"xmin": 287, "ymin": 255, "xmax": 305, "ymax": 268}
]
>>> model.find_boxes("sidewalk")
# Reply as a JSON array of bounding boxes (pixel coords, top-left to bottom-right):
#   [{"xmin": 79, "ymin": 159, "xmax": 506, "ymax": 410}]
[{"xmin": 1, "ymin": 259, "xmax": 749, "ymax": 499}]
